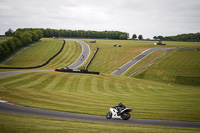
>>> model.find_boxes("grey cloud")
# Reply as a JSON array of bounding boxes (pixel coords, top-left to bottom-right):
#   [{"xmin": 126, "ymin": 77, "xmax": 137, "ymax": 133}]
[{"xmin": 0, "ymin": 0, "xmax": 200, "ymax": 38}]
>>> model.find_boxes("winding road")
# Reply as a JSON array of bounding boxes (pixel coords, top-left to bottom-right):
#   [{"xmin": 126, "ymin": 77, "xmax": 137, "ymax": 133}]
[
  {"xmin": 0, "ymin": 102, "xmax": 199, "ymax": 128},
  {"xmin": 111, "ymin": 47, "xmax": 173, "ymax": 75},
  {"xmin": 68, "ymin": 39, "xmax": 90, "ymax": 69},
  {"xmin": 1, "ymin": 41, "xmax": 200, "ymax": 128},
  {"xmin": 0, "ymin": 70, "xmax": 53, "ymax": 78}
]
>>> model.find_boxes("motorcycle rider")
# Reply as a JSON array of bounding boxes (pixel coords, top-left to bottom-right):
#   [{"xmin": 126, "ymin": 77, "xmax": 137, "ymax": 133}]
[{"xmin": 114, "ymin": 102, "xmax": 126, "ymax": 113}]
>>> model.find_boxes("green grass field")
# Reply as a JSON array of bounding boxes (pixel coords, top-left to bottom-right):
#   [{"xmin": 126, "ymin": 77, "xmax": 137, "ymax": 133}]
[
  {"xmin": 81, "ymin": 39, "xmax": 200, "ymax": 74},
  {"xmin": 0, "ymin": 71, "xmax": 199, "ymax": 122},
  {"xmin": 134, "ymin": 48, "xmax": 200, "ymax": 86},
  {"xmin": 1, "ymin": 38, "xmax": 200, "ymax": 132},
  {"xmin": 41, "ymin": 39, "xmax": 82, "ymax": 70},
  {"xmin": 1, "ymin": 38, "xmax": 82, "ymax": 70},
  {"xmin": 1, "ymin": 113, "xmax": 199, "ymax": 133},
  {"xmin": 5, "ymin": 38, "xmax": 63, "ymax": 67}
]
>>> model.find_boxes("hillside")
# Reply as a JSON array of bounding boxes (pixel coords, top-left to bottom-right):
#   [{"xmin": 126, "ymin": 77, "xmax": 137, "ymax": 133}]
[
  {"xmin": 0, "ymin": 38, "xmax": 200, "ymax": 132},
  {"xmin": 0, "ymin": 71, "xmax": 200, "ymax": 122},
  {"xmin": 0, "ymin": 38, "xmax": 82, "ymax": 70},
  {"xmin": 134, "ymin": 48, "xmax": 200, "ymax": 86},
  {"xmin": 82, "ymin": 39, "xmax": 200, "ymax": 75}
]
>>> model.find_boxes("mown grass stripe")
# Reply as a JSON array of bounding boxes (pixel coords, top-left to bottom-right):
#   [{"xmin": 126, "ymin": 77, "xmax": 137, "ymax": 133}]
[
  {"xmin": 91, "ymin": 76, "xmax": 101, "ymax": 94},
  {"xmin": 53, "ymin": 74, "xmax": 68, "ymax": 91},
  {"xmin": 76, "ymin": 75, "xmax": 88, "ymax": 93},
  {"xmin": 4, "ymin": 73, "xmax": 44, "ymax": 89},
  {"xmin": 18, "ymin": 74, "xmax": 51, "ymax": 90},
  {"xmin": 33, "ymin": 75, "xmax": 57, "ymax": 91},
  {"xmin": 0, "ymin": 74, "xmax": 35, "ymax": 86}
]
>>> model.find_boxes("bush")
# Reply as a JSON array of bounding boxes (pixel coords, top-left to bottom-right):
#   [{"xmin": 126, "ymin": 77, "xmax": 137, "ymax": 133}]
[
  {"xmin": 0, "ymin": 41, "xmax": 10, "ymax": 57},
  {"xmin": 0, "ymin": 44, "xmax": 5, "ymax": 59},
  {"xmin": 32, "ymin": 31, "xmax": 39, "ymax": 41},
  {"xmin": 19, "ymin": 31, "xmax": 33, "ymax": 45},
  {"xmin": 6, "ymin": 39, "xmax": 16, "ymax": 52},
  {"xmin": 13, "ymin": 37, "xmax": 23, "ymax": 47}
]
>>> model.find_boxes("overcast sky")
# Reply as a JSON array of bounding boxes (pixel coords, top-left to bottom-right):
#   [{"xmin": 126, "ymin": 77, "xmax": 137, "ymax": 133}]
[{"xmin": 0, "ymin": 0, "xmax": 200, "ymax": 38}]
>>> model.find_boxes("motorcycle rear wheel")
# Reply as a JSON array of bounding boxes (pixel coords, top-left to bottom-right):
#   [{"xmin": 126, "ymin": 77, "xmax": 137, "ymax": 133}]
[
  {"xmin": 121, "ymin": 112, "xmax": 130, "ymax": 120},
  {"xmin": 106, "ymin": 112, "xmax": 112, "ymax": 119}
]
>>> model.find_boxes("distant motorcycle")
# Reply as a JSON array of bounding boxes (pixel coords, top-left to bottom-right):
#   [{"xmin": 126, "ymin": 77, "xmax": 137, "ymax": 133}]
[{"xmin": 106, "ymin": 106, "xmax": 133, "ymax": 120}]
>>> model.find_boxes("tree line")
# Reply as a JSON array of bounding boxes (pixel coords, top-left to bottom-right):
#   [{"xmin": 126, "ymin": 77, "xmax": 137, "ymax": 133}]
[
  {"xmin": 131, "ymin": 34, "xmax": 143, "ymax": 40},
  {"xmin": 153, "ymin": 33, "xmax": 200, "ymax": 42},
  {"xmin": 15, "ymin": 28, "xmax": 129, "ymax": 40},
  {"xmin": 0, "ymin": 29, "xmax": 43, "ymax": 61}
]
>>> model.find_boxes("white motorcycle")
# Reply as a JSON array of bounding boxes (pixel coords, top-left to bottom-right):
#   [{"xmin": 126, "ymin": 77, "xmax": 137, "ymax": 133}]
[{"xmin": 106, "ymin": 107, "xmax": 133, "ymax": 120}]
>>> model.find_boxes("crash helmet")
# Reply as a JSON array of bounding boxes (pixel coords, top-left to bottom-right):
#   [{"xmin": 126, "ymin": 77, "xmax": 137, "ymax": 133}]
[{"xmin": 118, "ymin": 102, "xmax": 122, "ymax": 106}]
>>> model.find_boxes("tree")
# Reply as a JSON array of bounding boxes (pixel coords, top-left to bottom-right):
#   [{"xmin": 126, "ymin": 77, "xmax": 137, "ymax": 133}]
[
  {"xmin": 13, "ymin": 37, "xmax": 22, "ymax": 47},
  {"xmin": 15, "ymin": 28, "xmax": 130, "ymax": 40},
  {"xmin": 138, "ymin": 35, "xmax": 143, "ymax": 40},
  {"xmin": 119, "ymin": 34, "xmax": 127, "ymax": 40},
  {"xmin": 14, "ymin": 31, "xmax": 22, "ymax": 38},
  {"xmin": 35, "ymin": 30, "xmax": 43, "ymax": 39},
  {"xmin": 31, "ymin": 31, "xmax": 39, "ymax": 42},
  {"xmin": 153, "ymin": 36, "xmax": 158, "ymax": 40},
  {"xmin": 1, "ymin": 41, "xmax": 10, "ymax": 56},
  {"xmin": 5, "ymin": 28, "xmax": 14, "ymax": 36},
  {"xmin": 132, "ymin": 34, "xmax": 137, "ymax": 40},
  {"xmin": 19, "ymin": 31, "xmax": 33, "ymax": 45},
  {"xmin": 6, "ymin": 39, "xmax": 16, "ymax": 52},
  {"xmin": 0, "ymin": 44, "xmax": 5, "ymax": 59},
  {"xmin": 157, "ymin": 36, "xmax": 164, "ymax": 41}
]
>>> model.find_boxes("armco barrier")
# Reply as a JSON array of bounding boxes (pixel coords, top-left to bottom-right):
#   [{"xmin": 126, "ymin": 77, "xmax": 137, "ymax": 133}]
[
  {"xmin": 55, "ymin": 68, "xmax": 100, "ymax": 75},
  {"xmin": 0, "ymin": 40, "xmax": 66, "ymax": 69},
  {"xmin": 85, "ymin": 46, "xmax": 99, "ymax": 70},
  {"xmin": 129, "ymin": 47, "xmax": 200, "ymax": 77}
]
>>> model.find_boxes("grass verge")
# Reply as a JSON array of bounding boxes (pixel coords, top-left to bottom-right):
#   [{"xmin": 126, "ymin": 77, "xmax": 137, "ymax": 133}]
[
  {"xmin": 0, "ymin": 71, "xmax": 199, "ymax": 122},
  {"xmin": 1, "ymin": 113, "xmax": 200, "ymax": 133}
]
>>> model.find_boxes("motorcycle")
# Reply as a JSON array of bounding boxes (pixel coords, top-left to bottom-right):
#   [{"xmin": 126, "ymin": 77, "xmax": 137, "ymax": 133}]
[{"xmin": 106, "ymin": 106, "xmax": 133, "ymax": 120}]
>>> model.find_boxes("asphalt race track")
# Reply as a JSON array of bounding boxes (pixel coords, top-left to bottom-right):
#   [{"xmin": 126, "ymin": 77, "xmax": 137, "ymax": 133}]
[
  {"xmin": 0, "ymin": 103, "xmax": 199, "ymax": 128},
  {"xmin": 68, "ymin": 39, "xmax": 90, "ymax": 69},
  {"xmin": 111, "ymin": 47, "xmax": 173, "ymax": 75},
  {"xmin": 0, "ymin": 70, "xmax": 53, "ymax": 77}
]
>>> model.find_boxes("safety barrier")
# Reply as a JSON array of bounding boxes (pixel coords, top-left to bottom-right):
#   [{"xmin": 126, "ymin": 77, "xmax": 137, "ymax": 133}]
[
  {"xmin": 55, "ymin": 68, "xmax": 100, "ymax": 75},
  {"xmin": 85, "ymin": 46, "xmax": 99, "ymax": 70}
]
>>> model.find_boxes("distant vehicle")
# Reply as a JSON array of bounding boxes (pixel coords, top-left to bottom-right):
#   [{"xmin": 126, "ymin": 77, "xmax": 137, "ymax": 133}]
[
  {"xmin": 90, "ymin": 40, "xmax": 96, "ymax": 43},
  {"xmin": 106, "ymin": 103, "xmax": 133, "ymax": 120},
  {"xmin": 157, "ymin": 41, "xmax": 166, "ymax": 45},
  {"xmin": 119, "ymin": 45, "xmax": 121, "ymax": 47}
]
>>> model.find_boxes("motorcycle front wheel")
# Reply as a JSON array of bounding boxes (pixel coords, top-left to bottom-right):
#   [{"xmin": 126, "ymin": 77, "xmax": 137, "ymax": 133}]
[
  {"xmin": 121, "ymin": 112, "xmax": 130, "ymax": 120},
  {"xmin": 106, "ymin": 112, "xmax": 112, "ymax": 119}
]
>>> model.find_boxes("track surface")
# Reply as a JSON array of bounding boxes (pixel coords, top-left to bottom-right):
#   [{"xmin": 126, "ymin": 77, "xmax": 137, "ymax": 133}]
[
  {"xmin": 68, "ymin": 39, "xmax": 90, "ymax": 69},
  {"xmin": 0, "ymin": 103, "xmax": 199, "ymax": 128},
  {"xmin": 111, "ymin": 47, "xmax": 173, "ymax": 75},
  {"xmin": 0, "ymin": 70, "xmax": 53, "ymax": 77}
]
